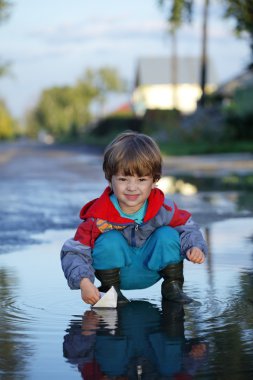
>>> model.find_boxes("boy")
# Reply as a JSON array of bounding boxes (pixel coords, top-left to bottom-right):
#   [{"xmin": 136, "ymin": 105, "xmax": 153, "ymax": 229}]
[{"xmin": 61, "ymin": 131, "xmax": 207, "ymax": 305}]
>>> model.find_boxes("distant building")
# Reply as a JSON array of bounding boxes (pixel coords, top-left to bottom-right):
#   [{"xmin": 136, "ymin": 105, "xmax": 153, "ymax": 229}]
[
  {"xmin": 215, "ymin": 65, "xmax": 253, "ymax": 101},
  {"xmin": 110, "ymin": 102, "xmax": 133, "ymax": 116},
  {"xmin": 132, "ymin": 56, "xmax": 218, "ymax": 115}
]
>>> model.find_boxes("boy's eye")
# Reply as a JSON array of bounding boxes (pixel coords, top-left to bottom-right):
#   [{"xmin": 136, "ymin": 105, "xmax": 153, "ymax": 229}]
[
  {"xmin": 139, "ymin": 178, "xmax": 148, "ymax": 182},
  {"xmin": 118, "ymin": 177, "xmax": 127, "ymax": 181}
]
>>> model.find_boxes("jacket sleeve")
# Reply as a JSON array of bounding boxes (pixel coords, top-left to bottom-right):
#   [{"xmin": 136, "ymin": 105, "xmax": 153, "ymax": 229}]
[
  {"xmin": 60, "ymin": 238, "xmax": 95, "ymax": 289},
  {"xmin": 175, "ymin": 217, "xmax": 208, "ymax": 258}
]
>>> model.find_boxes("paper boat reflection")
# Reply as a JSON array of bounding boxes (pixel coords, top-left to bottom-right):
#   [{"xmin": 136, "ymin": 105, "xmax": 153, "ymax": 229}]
[{"xmin": 92, "ymin": 286, "xmax": 118, "ymax": 308}]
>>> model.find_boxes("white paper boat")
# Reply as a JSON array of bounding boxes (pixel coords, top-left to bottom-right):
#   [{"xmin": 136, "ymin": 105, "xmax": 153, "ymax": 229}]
[{"xmin": 92, "ymin": 286, "xmax": 118, "ymax": 308}]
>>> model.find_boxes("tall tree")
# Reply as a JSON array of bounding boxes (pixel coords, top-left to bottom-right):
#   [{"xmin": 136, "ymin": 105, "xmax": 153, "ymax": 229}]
[
  {"xmin": 223, "ymin": 0, "xmax": 253, "ymax": 63},
  {"xmin": 158, "ymin": 0, "xmax": 193, "ymax": 28},
  {"xmin": 158, "ymin": 1, "xmax": 253, "ymax": 105},
  {"xmin": 158, "ymin": 1, "xmax": 193, "ymax": 108},
  {"xmin": 199, "ymin": 0, "xmax": 210, "ymax": 107},
  {"xmin": 158, "ymin": 0, "xmax": 210, "ymax": 107}
]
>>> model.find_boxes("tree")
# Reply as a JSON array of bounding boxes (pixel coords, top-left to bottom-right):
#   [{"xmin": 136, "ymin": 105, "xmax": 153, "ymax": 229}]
[
  {"xmin": 26, "ymin": 85, "xmax": 95, "ymax": 139},
  {"xmin": 158, "ymin": 0, "xmax": 193, "ymax": 28},
  {"xmin": 0, "ymin": 0, "xmax": 11, "ymax": 21},
  {"xmin": 158, "ymin": 1, "xmax": 193, "ymax": 108},
  {"xmin": 26, "ymin": 67, "xmax": 126, "ymax": 139},
  {"xmin": 199, "ymin": 0, "xmax": 210, "ymax": 107},
  {"xmin": 0, "ymin": 99, "xmax": 16, "ymax": 139},
  {"xmin": 78, "ymin": 67, "xmax": 126, "ymax": 116},
  {"xmin": 0, "ymin": 1, "xmax": 14, "ymax": 140},
  {"xmin": 223, "ymin": 0, "xmax": 253, "ymax": 62},
  {"xmin": 158, "ymin": 0, "xmax": 210, "ymax": 107},
  {"xmin": 0, "ymin": 1, "xmax": 12, "ymax": 77},
  {"xmin": 158, "ymin": 1, "xmax": 253, "ymax": 104}
]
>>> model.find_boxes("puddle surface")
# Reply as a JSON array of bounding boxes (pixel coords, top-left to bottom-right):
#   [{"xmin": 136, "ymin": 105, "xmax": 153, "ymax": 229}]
[{"xmin": 1, "ymin": 218, "xmax": 253, "ymax": 380}]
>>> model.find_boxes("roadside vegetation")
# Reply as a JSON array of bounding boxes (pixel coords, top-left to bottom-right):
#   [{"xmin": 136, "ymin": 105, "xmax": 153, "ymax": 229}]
[
  {"xmin": 2, "ymin": 62, "xmax": 252, "ymax": 155},
  {"xmin": 83, "ymin": 101, "xmax": 253, "ymax": 156},
  {"xmin": 0, "ymin": 1, "xmax": 17, "ymax": 140},
  {"xmin": 0, "ymin": 99, "xmax": 18, "ymax": 139}
]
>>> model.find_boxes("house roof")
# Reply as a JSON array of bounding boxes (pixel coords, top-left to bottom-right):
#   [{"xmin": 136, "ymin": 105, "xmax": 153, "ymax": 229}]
[
  {"xmin": 134, "ymin": 56, "xmax": 218, "ymax": 87},
  {"xmin": 110, "ymin": 102, "xmax": 133, "ymax": 116}
]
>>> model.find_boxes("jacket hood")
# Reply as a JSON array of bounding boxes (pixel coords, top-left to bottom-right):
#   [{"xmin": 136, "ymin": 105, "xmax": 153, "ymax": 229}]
[{"xmin": 79, "ymin": 186, "xmax": 165, "ymax": 223}]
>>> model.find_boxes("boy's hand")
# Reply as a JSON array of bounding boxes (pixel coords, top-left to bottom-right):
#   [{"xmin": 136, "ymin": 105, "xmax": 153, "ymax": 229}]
[
  {"xmin": 80, "ymin": 278, "xmax": 101, "ymax": 305},
  {"xmin": 186, "ymin": 247, "xmax": 205, "ymax": 264}
]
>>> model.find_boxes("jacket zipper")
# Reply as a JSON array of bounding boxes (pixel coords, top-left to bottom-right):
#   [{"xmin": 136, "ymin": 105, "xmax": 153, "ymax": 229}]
[{"xmin": 131, "ymin": 223, "xmax": 139, "ymax": 246}]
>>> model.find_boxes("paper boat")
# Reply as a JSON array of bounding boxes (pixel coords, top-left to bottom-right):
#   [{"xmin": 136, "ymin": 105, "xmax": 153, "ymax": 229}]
[{"xmin": 92, "ymin": 286, "xmax": 118, "ymax": 308}]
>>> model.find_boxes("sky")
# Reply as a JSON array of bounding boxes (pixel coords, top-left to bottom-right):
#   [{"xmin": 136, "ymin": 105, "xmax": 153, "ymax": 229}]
[{"xmin": 0, "ymin": 0, "xmax": 251, "ymax": 120}]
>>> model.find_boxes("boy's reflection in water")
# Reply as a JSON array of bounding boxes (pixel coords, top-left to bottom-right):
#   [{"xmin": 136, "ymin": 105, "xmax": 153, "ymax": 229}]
[{"xmin": 63, "ymin": 301, "xmax": 207, "ymax": 379}]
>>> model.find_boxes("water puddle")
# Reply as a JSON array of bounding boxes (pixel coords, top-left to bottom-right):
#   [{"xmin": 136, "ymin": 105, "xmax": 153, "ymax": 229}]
[{"xmin": 1, "ymin": 218, "xmax": 253, "ymax": 379}]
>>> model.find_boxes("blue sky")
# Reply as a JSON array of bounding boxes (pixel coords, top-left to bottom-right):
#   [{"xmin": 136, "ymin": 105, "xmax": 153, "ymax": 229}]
[{"xmin": 0, "ymin": 0, "xmax": 251, "ymax": 119}]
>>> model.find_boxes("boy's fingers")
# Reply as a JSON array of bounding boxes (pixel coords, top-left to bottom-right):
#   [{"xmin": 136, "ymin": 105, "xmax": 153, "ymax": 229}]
[
  {"xmin": 195, "ymin": 256, "xmax": 205, "ymax": 264},
  {"xmin": 190, "ymin": 253, "xmax": 205, "ymax": 264},
  {"xmin": 82, "ymin": 292, "xmax": 100, "ymax": 305}
]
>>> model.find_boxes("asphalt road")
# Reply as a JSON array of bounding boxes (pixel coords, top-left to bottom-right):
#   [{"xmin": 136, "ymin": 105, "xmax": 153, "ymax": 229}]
[{"xmin": 0, "ymin": 140, "xmax": 104, "ymax": 253}]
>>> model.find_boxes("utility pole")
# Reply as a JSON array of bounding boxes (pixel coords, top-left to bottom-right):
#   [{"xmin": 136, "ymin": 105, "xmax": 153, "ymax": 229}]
[
  {"xmin": 199, "ymin": 0, "xmax": 210, "ymax": 107},
  {"xmin": 171, "ymin": 30, "xmax": 178, "ymax": 109}
]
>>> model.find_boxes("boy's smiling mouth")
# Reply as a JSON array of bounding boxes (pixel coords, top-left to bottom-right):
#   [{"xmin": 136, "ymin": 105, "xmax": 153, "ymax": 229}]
[{"xmin": 124, "ymin": 194, "xmax": 139, "ymax": 201}]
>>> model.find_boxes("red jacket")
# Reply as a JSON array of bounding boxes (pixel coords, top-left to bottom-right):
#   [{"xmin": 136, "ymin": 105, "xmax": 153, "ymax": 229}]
[{"xmin": 74, "ymin": 186, "xmax": 191, "ymax": 249}]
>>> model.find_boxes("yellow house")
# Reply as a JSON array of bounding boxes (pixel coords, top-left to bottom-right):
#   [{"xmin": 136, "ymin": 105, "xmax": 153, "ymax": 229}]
[{"xmin": 132, "ymin": 56, "xmax": 217, "ymax": 115}]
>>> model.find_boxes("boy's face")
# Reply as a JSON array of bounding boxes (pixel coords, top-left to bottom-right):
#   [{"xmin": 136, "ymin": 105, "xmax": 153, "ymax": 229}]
[{"xmin": 110, "ymin": 173, "xmax": 155, "ymax": 214}]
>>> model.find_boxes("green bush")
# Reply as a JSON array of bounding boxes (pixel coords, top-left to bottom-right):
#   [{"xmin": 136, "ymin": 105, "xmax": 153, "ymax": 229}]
[
  {"xmin": 89, "ymin": 116, "xmax": 142, "ymax": 137},
  {"xmin": 180, "ymin": 106, "xmax": 226, "ymax": 143},
  {"xmin": 224, "ymin": 86, "xmax": 253, "ymax": 140},
  {"xmin": 142, "ymin": 109, "xmax": 181, "ymax": 142}
]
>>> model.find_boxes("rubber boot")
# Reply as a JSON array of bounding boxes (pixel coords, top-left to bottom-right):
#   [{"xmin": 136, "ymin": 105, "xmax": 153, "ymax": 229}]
[
  {"xmin": 159, "ymin": 261, "xmax": 193, "ymax": 304},
  {"xmin": 95, "ymin": 269, "xmax": 129, "ymax": 304}
]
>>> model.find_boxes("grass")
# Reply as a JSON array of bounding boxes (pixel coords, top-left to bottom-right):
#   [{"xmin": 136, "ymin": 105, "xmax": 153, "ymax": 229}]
[{"xmin": 159, "ymin": 140, "xmax": 253, "ymax": 156}]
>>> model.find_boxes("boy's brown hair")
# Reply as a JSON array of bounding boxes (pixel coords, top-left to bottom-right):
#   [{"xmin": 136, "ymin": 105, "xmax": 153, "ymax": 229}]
[{"xmin": 103, "ymin": 131, "xmax": 162, "ymax": 182}]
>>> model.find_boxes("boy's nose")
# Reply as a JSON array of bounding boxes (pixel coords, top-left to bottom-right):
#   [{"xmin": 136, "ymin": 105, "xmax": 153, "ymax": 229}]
[{"xmin": 126, "ymin": 180, "xmax": 137, "ymax": 191}]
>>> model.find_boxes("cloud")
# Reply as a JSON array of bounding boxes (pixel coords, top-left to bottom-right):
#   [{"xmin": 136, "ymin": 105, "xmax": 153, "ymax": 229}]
[
  {"xmin": 7, "ymin": 11, "xmax": 246, "ymax": 68},
  {"xmin": 13, "ymin": 17, "xmax": 168, "ymax": 65},
  {"xmin": 29, "ymin": 18, "xmax": 167, "ymax": 45}
]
